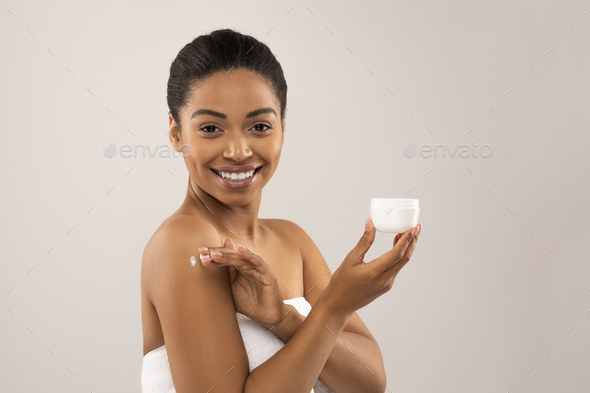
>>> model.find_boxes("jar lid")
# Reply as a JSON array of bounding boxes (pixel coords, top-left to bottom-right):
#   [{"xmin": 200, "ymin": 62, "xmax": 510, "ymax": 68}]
[{"xmin": 371, "ymin": 198, "xmax": 419, "ymax": 208}]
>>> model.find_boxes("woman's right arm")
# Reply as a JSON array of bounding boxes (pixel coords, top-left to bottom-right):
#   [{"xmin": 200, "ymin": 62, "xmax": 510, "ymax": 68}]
[{"xmin": 146, "ymin": 216, "xmax": 349, "ymax": 393}]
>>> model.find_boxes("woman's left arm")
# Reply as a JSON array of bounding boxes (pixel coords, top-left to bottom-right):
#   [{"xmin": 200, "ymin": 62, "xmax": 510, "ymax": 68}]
[
  {"xmin": 266, "ymin": 306, "xmax": 386, "ymax": 393},
  {"xmin": 266, "ymin": 220, "xmax": 387, "ymax": 393},
  {"xmin": 319, "ymin": 327, "xmax": 386, "ymax": 393}
]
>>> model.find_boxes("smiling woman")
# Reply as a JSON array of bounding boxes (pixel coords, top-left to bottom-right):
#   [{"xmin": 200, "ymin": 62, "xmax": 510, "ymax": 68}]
[
  {"xmin": 168, "ymin": 54, "xmax": 285, "ymax": 202},
  {"xmin": 140, "ymin": 28, "xmax": 391, "ymax": 393}
]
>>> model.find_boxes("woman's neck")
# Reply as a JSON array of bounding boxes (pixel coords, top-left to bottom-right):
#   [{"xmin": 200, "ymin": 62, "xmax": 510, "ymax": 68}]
[{"xmin": 183, "ymin": 178, "xmax": 262, "ymax": 240}]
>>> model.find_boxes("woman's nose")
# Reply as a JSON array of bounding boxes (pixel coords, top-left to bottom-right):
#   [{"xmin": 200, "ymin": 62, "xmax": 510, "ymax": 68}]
[{"xmin": 222, "ymin": 132, "xmax": 252, "ymax": 161}]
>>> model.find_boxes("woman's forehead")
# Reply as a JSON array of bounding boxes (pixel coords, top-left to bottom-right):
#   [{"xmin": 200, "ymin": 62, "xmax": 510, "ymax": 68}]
[{"xmin": 188, "ymin": 74, "xmax": 279, "ymax": 117}]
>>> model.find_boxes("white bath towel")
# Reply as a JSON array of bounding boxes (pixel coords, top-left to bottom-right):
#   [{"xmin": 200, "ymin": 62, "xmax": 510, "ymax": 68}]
[{"xmin": 141, "ymin": 296, "xmax": 334, "ymax": 393}]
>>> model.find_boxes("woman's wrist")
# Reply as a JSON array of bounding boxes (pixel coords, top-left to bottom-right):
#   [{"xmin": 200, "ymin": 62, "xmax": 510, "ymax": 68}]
[
  {"xmin": 313, "ymin": 284, "xmax": 354, "ymax": 321},
  {"xmin": 261, "ymin": 302, "xmax": 305, "ymax": 342}
]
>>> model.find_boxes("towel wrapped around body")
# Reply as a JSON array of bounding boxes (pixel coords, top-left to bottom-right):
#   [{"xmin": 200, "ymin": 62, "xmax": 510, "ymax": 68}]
[{"xmin": 141, "ymin": 296, "xmax": 334, "ymax": 393}]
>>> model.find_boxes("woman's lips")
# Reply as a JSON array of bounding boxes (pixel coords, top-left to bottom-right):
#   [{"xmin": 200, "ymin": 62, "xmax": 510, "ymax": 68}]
[{"xmin": 210, "ymin": 167, "xmax": 261, "ymax": 190}]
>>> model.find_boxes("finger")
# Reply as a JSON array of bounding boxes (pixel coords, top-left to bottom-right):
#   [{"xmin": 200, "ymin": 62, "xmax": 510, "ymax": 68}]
[
  {"xmin": 209, "ymin": 245, "xmax": 269, "ymax": 275},
  {"xmin": 392, "ymin": 224, "xmax": 419, "ymax": 257},
  {"xmin": 393, "ymin": 223, "xmax": 421, "ymax": 246},
  {"xmin": 410, "ymin": 223, "xmax": 422, "ymax": 242},
  {"xmin": 346, "ymin": 217, "xmax": 376, "ymax": 265},
  {"xmin": 196, "ymin": 245, "xmax": 238, "ymax": 267},
  {"xmin": 383, "ymin": 231, "xmax": 419, "ymax": 276},
  {"xmin": 208, "ymin": 249, "xmax": 252, "ymax": 270},
  {"xmin": 370, "ymin": 224, "xmax": 419, "ymax": 274},
  {"xmin": 224, "ymin": 237, "xmax": 238, "ymax": 251},
  {"xmin": 197, "ymin": 252, "xmax": 215, "ymax": 267},
  {"xmin": 198, "ymin": 246, "xmax": 237, "ymax": 257},
  {"xmin": 197, "ymin": 246, "xmax": 235, "ymax": 267},
  {"xmin": 235, "ymin": 244, "xmax": 273, "ymax": 275}
]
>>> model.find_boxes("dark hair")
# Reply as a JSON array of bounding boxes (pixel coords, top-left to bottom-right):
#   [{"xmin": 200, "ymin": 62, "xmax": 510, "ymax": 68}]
[{"xmin": 167, "ymin": 28, "xmax": 288, "ymax": 132}]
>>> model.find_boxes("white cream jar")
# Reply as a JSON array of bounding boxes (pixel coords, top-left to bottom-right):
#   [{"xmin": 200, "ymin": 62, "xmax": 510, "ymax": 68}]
[{"xmin": 370, "ymin": 198, "xmax": 420, "ymax": 233}]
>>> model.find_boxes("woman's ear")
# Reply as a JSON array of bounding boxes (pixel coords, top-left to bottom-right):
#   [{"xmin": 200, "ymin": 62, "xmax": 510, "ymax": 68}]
[{"xmin": 168, "ymin": 113, "xmax": 182, "ymax": 152}]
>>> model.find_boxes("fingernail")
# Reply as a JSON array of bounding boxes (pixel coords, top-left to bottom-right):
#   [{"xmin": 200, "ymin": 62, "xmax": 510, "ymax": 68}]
[
  {"xmin": 365, "ymin": 218, "xmax": 371, "ymax": 233},
  {"xmin": 418, "ymin": 223, "xmax": 422, "ymax": 235},
  {"xmin": 211, "ymin": 251, "xmax": 222, "ymax": 257},
  {"xmin": 200, "ymin": 254, "xmax": 212, "ymax": 263},
  {"xmin": 411, "ymin": 226, "xmax": 419, "ymax": 238},
  {"xmin": 197, "ymin": 247, "xmax": 208, "ymax": 253},
  {"xmin": 237, "ymin": 244, "xmax": 248, "ymax": 251}
]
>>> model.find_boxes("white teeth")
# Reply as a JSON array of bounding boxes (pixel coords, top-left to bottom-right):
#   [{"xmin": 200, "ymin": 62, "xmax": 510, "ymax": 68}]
[{"xmin": 217, "ymin": 169, "xmax": 256, "ymax": 181}]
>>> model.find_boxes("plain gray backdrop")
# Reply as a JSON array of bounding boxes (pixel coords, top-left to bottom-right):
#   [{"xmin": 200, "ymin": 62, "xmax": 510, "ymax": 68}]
[{"xmin": 1, "ymin": 0, "xmax": 589, "ymax": 391}]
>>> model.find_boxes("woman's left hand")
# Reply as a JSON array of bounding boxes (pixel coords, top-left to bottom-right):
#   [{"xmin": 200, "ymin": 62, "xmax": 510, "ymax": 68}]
[{"xmin": 197, "ymin": 238, "xmax": 286, "ymax": 327}]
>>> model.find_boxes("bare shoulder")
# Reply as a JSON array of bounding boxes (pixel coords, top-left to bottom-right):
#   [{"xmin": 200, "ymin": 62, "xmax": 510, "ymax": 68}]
[
  {"xmin": 143, "ymin": 215, "xmax": 222, "ymax": 263},
  {"xmin": 141, "ymin": 215, "xmax": 223, "ymax": 302},
  {"xmin": 149, "ymin": 215, "xmax": 222, "ymax": 250}
]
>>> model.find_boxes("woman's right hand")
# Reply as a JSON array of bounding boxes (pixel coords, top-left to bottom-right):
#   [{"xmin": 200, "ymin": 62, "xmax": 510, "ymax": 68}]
[{"xmin": 320, "ymin": 218, "xmax": 422, "ymax": 316}]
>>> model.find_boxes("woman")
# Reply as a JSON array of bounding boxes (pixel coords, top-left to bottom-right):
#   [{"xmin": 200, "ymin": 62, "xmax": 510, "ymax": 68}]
[{"xmin": 141, "ymin": 28, "xmax": 422, "ymax": 393}]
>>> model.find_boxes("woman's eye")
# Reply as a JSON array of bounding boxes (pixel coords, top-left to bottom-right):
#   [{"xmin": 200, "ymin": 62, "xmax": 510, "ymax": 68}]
[
  {"xmin": 200, "ymin": 125, "xmax": 220, "ymax": 133},
  {"xmin": 252, "ymin": 124, "xmax": 271, "ymax": 132}
]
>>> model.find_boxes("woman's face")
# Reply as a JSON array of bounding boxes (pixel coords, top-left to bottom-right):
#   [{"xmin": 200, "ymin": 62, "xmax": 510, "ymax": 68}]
[{"xmin": 169, "ymin": 69, "xmax": 284, "ymax": 206}]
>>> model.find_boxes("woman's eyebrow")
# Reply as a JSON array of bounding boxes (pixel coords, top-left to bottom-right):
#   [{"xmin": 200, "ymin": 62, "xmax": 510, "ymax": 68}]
[{"xmin": 191, "ymin": 107, "xmax": 276, "ymax": 120}]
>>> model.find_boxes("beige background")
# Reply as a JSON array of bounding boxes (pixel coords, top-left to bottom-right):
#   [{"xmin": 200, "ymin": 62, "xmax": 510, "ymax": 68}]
[{"xmin": 2, "ymin": 0, "xmax": 590, "ymax": 391}]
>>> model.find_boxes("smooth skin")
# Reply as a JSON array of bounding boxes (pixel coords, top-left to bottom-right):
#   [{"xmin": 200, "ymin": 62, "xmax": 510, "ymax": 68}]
[{"xmin": 140, "ymin": 68, "xmax": 422, "ymax": 393}]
